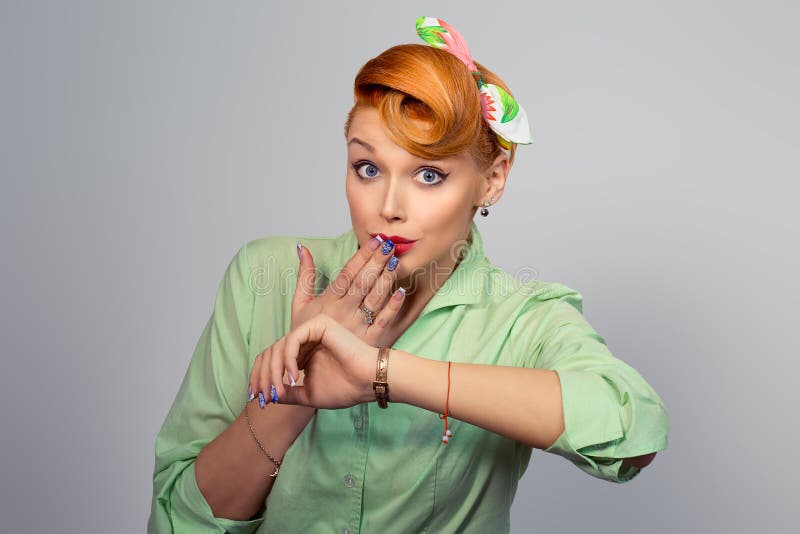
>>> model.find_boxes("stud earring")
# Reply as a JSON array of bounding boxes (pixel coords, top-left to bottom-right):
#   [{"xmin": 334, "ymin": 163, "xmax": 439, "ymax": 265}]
[{"xmin": 480, "ymin": 197, "xmax": 495, "ymax": 217}]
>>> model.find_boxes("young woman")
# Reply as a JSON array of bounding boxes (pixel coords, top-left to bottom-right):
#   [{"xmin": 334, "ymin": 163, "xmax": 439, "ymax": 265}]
[{"xmin": 148, "ymin": 17, "xmax": 668, "ymax": 533}]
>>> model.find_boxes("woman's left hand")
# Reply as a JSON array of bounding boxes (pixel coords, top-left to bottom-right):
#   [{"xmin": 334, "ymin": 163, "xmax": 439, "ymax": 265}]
[{"xmin": 248, "ymin": 313, "xmax": 376, "ymax": 409}]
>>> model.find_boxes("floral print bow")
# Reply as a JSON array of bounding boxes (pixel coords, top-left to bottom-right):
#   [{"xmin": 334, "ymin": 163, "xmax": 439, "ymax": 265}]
[{"xmin": 416, "ymin": 16, "xmax": 533, "ymax": 152}]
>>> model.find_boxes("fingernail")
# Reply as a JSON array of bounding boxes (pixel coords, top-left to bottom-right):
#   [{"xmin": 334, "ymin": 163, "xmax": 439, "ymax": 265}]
[
  {"xmin": 369, "ymin": 236, "xmax": 382, "ymax": 250},
  {"xmin": 296, "ymin": 241, "xmax": 302, "ymax": 260},
  {"xmin": 248, "ymin": 386, "xmax": 255, "ymax": 402},
  {"xmin": 393, "ymin": 286, "xmax": 406, "ymax": 299},
  {"xmin": 289, "ymin": 374, "xmax": 296, "ymax": 388},
  {"xmin": 387, "ymin": 255, "xmax": 399, "ymax": 272},
  {"xmin": 258, "ymin": 391, "xmax": 266, "ymax": 409},
  {"xmin": 270, "ymin": 384, "xmax": 279, "ymax": 404},
  {"xmin": 381, "ymin": 239, "xmax": 394, "ymax": 255}
]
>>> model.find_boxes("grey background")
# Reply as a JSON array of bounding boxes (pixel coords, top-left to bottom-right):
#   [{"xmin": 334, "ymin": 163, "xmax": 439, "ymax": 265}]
[{"xmin": 1, "ymin": 1, "xmax": 797, "ymax": 532}]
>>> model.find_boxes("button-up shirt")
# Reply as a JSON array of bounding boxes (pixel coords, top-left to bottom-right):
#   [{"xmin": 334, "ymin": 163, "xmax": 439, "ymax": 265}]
[{"xmin": 148, "ymin": 222, "xmax": 669, "ymax": 533}]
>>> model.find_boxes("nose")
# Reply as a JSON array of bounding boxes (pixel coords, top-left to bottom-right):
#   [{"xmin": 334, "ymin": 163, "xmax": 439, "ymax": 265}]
[{"xmin": 379, "ymin": 176, "xmax": 406, "ymax": 223}]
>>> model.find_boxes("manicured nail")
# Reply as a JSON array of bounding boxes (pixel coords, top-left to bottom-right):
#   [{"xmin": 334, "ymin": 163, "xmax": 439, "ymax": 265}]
[
  {"xmin": 289, "ymin": 374, "xmax": 296, "ymax": 388},
  {"xmin": 248, "ymin": 386, "xmax": 255, "ymax": 402},
  {"xmin": 296, "ymin": 241, "xmax": 302, "ymax": 260},
  {"xmin": 381, "ymin": 239, "xmax": 394, "ymax": 255},
  {"xmin": 369, "ymin": 236, "xmax": 382, "ymax": 250},
  {"xmin": 270, "ymin": 384, "xmax": 279, "ymax": 404},
  {"xmin": 258, "ymin": 391, "xmax": 266, "ymax": 409},
  {"xmin": 393, "ymin": 287, "xmax": 406, "ymax": 300},
  {"xmin": 387, "ymin": 255, "xmax": 399, "ymax": 271}
]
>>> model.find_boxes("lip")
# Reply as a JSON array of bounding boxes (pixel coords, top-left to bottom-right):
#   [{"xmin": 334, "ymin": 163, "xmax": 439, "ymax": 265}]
[
  {"xmin": 370, "ymin": 233, "xmax": 418, "ymax": 256},
  {"xmin": 371, "ymin": 233, "xmax": 416, "ymax": 244},
  {"xmin": 392, "ymin": 242, "xmax": 416, "ymax": 256}
]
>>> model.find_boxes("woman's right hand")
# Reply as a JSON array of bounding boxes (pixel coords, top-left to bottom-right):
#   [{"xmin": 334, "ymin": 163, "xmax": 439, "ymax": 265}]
[{"xmin": 291, "ymin": 236, "xmax": 406, "ymax": 348}]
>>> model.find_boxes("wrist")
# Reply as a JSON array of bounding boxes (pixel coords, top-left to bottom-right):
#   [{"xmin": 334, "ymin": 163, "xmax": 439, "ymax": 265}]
[
  {"xmin": 363, "ymin": 346, "xmax": 379, "ymax": 405},
  {"xmin": 368, "ymin": 348, "xmax": 416, "ymax": 407}
]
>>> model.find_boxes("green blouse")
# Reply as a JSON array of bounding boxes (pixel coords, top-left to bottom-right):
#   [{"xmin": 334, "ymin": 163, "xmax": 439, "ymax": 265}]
[{"xmin": 148, "ymin": 222, "xmax": 669, "ymax": 533}]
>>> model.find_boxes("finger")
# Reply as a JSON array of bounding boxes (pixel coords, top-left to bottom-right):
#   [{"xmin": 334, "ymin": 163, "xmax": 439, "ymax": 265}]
[
  {"xmin": 323, "ymin": 235, "xmax": 383, "ymax": 298},
  {"xmin": 288, "ymin": 313, "xmax": 331, "ymax": 352},
  {"xmin": 371, "ymin": 286, "xmax": 407, "ymax": 330},
  {"xmin": 284, "ymin": 326, "xmax": 306, "ymax": 371},
  {"xmin": 359, "ymin": 257, "xmax": 399, "ymax": 317},
  {"xmin": 270, "ymin": 337, "xmax": 288, "ymax": 401},
  {"xmin": 257, "ymin": 344, "xmax": 275, "ymax": 408},
  {"xmin": 284, "ymin": 342, "xmax": 301, "ymax": 390},
  {"xmin": 344, "ymin": 242, "xmax": 396, "ymax": 308},
  {"xmin": 283, "ymin": 336, "xmax": 308, "ymax": 406},
  {"xmin": 248, "ymin": 351, "xmax": 264, "ymax": 400},
  {"xmin": 291, "ymin": 242, "xmax": 317, "ymax": 311}
]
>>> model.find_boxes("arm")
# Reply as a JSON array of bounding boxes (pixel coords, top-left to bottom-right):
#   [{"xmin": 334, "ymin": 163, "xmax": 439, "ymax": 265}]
[
  {"xmin": 388, "ymin": 352, "xmax": 565, "ymax": 450},
  {"xmin": 388, "ymin": 351, "xmax": 658, "ymax": 474},
  {"xmin": 148, "ymin": 243, "xmax": 314, "ymax": 533},
  {"xmin": 273, "ymin": 291, "xmax": 669, "ymax": 484},
  {"xmin": 194, "ymin": 398, "xmax": 314, "ymax": 521}
]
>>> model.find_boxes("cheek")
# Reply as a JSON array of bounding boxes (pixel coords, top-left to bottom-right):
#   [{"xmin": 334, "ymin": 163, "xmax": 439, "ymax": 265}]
[
  {"xmin": 412, "ymin": 191, "xmax": 471, "ymax": 231},
  {"xmin": 346, "ymin": 180, "xmax": 372, "ymax": 221}
]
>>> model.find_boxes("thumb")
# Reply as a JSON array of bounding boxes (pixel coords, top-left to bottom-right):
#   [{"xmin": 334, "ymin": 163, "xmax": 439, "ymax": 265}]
[{"xmin": 292, "ymin": 242, "xmax": 317, "ymax": 309}]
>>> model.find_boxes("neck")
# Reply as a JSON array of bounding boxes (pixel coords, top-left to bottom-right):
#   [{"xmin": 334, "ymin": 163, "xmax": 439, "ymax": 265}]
[
  {"xmin": 389, "ymin": 230, "xmax": 472, "ymax": 331},
  {"xmin": 391, "ymin": 260, "xmax": 457, "ymax": 325}
]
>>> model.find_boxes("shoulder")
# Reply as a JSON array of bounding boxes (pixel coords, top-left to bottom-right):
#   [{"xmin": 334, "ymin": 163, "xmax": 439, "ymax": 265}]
[{"xmin": 481, "ymin": 262, "xmax": 584, "ymax": 319}]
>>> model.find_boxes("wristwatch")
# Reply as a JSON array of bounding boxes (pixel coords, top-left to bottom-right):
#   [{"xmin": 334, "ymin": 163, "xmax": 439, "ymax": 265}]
[{"xmin": 373, "ymin": 346, "xmax": 390, "ymax": 408}]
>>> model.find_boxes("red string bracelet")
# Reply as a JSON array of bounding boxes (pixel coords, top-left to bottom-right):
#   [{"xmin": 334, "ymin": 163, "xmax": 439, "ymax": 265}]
[{"xmin": 439, "ymin": 361, "xmax": 453, "ymax": 444}]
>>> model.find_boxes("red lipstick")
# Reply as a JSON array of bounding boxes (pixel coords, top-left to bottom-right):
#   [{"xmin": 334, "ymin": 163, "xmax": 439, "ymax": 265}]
[{"xmin": 370, "ymin": 233, "xmax": 418, "ymax": 256}]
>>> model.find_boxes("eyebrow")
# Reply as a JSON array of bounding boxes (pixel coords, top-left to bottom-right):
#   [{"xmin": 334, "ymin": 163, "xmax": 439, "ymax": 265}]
[{"xmin": 347, "ymin": 137, "xmax": 375, "ymax": 152}]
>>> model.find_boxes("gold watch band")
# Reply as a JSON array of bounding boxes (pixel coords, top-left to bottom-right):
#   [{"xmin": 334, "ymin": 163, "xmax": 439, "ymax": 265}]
[{"xmin": 373, "ymin": 346, "xmax": 390, "ymax": 409}]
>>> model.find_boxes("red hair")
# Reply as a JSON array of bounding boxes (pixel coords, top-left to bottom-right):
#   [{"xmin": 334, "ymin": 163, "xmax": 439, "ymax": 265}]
[{"xmin": 344, "ymin": 44, "xmax": 518, "ymax": 169}]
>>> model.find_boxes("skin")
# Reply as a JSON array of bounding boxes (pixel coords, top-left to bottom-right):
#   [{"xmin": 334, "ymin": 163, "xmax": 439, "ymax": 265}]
[
  {"xmin": 197, "ymin": 105, "xmax": 654, "ymax": 521},
  {"xmin": 343, "ymin": 105, "xmax": 509, "ymax": 339},
  {"xmin": 252, "ymin": 105, "xmax": 656, "ymax": 466}
]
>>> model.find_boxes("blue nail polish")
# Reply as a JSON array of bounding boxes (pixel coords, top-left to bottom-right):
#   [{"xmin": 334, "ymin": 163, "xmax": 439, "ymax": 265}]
[
  {"xmin": 258, "ymin": 391, "xmax": 266, "ymax": 409},
  {"xmin": 296, "ymin": 241, "xmax": 302, "ymax": 260},
  {"xmin": 387, "ymin": 255, "xmax": 399, "ymax": 271},
  {"xmin": 381, "ymin": 239, "xmax": 394, "ymax": 255},
  {"xmin": 270, "ymin": 384, "xmax": 279, "ymax": 404}
]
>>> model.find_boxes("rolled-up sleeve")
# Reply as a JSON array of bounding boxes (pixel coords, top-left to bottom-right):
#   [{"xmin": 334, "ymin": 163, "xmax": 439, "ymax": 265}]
[
  {"xmin": 519, "ymin": 290, "xmax": 669, "ymax": 483},
  {"xmin": 148, "ymin": 243, "xmax": 264, "ymax": 533}
]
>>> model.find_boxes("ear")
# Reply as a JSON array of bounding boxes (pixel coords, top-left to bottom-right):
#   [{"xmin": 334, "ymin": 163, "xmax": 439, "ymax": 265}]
[{"xmin": 475, "ymin": 153, "xmax": 511, "ymax": 208}]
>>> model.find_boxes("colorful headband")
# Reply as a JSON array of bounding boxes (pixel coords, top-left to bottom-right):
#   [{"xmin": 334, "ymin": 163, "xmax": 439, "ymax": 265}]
[{"xmin": 416, "ymin": 17, "xmax": 533, "ymax": 153}]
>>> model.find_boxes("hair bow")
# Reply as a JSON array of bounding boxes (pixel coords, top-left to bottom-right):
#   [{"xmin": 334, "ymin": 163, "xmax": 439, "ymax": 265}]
[{"xmin": 416, "ymin": 16, "xmax": 533, "ymax": 151}]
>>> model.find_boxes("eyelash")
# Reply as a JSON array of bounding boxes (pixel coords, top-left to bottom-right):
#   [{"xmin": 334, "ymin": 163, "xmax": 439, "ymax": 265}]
[{"xmin": 351, "ymin": 160, "xmax": 449, "ymax": 187}]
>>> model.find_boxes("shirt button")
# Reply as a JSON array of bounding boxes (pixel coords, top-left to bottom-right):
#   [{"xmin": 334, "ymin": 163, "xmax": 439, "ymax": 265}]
[
  {"xmin": 344, "ymin": 473, "xmax": 355, "ymax": 488},
  {"xmin": 353, "ymin": 417, "xmax": 363, "ymax": 430},
  {"xmin": 342, "ymin": 529, "xmax": 351, "ymax": 534}
]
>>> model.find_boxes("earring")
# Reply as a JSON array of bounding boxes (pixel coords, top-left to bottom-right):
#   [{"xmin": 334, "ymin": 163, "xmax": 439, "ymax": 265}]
[{"xmin": 480, "ymin": 197, "xmax": 495, "ymax": 217}]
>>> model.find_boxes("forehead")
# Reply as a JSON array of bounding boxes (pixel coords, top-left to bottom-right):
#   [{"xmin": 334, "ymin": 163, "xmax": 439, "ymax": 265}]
[{"xmin": 347, "ymin": 106, "xmax": 388, "ymax": 138}]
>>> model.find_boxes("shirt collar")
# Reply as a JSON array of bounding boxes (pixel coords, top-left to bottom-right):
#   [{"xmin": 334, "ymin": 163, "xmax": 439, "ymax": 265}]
[{"xmin": 320, "ymin": 222, "xmax": 490, "ymax": 317}]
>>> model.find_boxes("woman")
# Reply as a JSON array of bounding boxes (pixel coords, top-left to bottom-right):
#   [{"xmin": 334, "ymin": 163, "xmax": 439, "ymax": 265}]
[{"xmin": 148, "ymin": 17, "xmax": 669, "ymax": 533}]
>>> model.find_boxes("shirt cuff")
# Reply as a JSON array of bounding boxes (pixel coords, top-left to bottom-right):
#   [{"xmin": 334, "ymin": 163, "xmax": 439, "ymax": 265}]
[
  {"xmin": 173, "ymin": 462, "xmax": 265, "ymax": 533},
  {"xmin": 544, "ymin": 369, "xmax": 664, "ymax": 484}
]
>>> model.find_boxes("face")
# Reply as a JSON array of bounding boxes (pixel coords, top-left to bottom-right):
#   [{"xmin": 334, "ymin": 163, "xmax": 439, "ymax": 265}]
[{"xmin": 345, "ymin": 106, "xmax": 487, "ymax": 288}]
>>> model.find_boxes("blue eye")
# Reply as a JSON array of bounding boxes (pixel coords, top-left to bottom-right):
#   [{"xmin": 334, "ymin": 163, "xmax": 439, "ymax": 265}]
[
  {"xmin": 415, "ymin": 167, "xmax": 447, "ymax": 186},
  {"xmin": 354, "ymin": 162, "xmax": 380, "ymax": 179}
]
